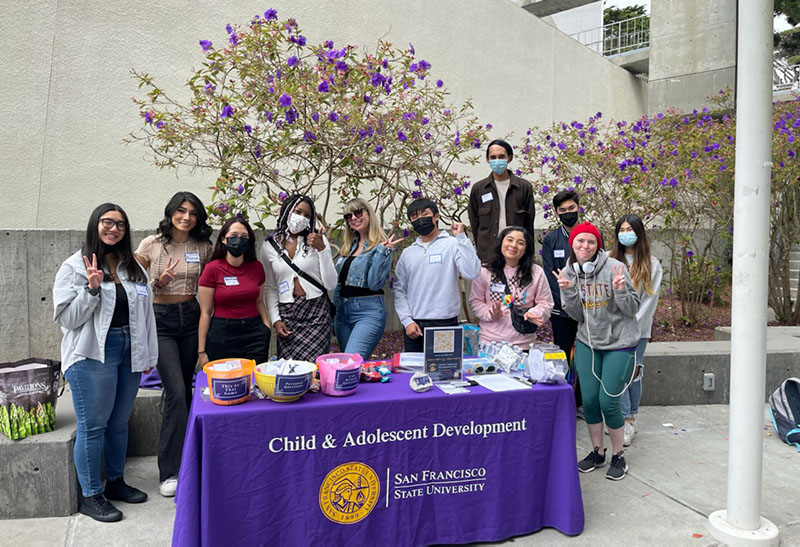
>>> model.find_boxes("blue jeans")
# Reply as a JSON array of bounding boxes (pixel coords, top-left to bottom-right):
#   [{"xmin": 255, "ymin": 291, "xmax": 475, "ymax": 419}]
[
  {"xmin": 65, "ymin": 327, "xmax": 142, "ymax": 497},
  {"xmin": 620, "ymin": 338, "xmax": 648, "ymax": 419},
  {"xmin": 334, "ymin": 295, "xmax": 386, "ymax": 361}
]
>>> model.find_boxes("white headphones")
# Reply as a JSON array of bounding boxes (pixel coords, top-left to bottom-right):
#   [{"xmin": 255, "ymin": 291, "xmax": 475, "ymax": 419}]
[{"xmin": 572, "ymin": 255, "xmax": 599, "ymax": 275}]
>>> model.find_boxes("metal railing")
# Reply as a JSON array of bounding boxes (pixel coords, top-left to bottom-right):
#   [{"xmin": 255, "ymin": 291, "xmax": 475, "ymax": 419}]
[
  {"xmin": 569, "ymin": 14, "xmax": 650, "ymax": 57},
  {"xmin": 773, "ymin": 58, "xmax": 800, "ymax": 92}
]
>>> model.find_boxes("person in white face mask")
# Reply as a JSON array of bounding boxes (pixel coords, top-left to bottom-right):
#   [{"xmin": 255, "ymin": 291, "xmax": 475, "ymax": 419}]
[{"xmin": 262, "ymin": 194, "xmax": 337, "ymax": 361}]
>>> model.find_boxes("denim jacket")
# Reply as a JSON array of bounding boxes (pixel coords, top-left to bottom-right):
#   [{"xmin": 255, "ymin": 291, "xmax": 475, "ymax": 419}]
[
  {"xmin": 333, "ymin": 239, "xmax": 393, "ymax": 305},
  {"xmin": 53, "ymin": 251, "xmax": 159, "ymax": 373}
]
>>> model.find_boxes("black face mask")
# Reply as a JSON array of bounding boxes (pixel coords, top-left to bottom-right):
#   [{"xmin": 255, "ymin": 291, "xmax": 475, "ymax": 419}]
[
  {"xmin": 224, "ymin": 236, "xmax": 250, "ymax": 257},
  {"xmin": 412, "ymin": 216, "xmax": 436, "ymax": 236},
  {"xmin": 559, "ymin": 212, "xmax": 579, "ymax": 227}
]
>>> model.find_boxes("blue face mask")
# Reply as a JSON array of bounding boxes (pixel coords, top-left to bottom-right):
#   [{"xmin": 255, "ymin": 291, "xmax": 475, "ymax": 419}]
[
  {"xmin": 489, "ymin": 159, "xmax": 508, "ymax": 175},
  {"xmin": 618, "ymin": 232, "xmax": 638, "ymax": 247}
]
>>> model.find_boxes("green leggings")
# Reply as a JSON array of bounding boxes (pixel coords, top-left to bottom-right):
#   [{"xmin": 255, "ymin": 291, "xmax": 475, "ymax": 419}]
[{"xmin": 574, "ymin": 341, "xmax": 635, "ymax": 429}]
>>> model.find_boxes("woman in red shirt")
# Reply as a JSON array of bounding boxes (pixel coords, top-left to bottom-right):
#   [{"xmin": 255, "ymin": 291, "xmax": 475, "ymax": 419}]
[{"xmin": 197, "ymin": 218, "xmax": 270, "ymax": 367}]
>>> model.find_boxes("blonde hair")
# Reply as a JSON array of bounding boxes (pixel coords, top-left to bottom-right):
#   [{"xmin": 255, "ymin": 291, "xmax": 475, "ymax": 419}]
[{"xmin": 341, "ymin": 198, "xmax": 387, "ymax": 255}]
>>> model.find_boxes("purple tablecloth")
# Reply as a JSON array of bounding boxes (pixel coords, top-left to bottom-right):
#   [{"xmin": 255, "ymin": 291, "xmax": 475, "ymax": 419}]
[{"xmin": 172, "ymin": 374, "xmax": 584, "ymax": 546}]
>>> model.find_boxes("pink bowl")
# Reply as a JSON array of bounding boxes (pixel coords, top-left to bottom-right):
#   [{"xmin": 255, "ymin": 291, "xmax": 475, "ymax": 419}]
[{"xmin": 316, "ymin": 353, "xmax": 364, "ymax": 396}]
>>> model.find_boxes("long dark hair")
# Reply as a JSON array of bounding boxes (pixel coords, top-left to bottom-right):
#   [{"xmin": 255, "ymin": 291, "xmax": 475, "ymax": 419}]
[
  {"xmin": 210, "ymin": 217, "xmax": 257, "ymax": 262},
  {"xmin": 273, "ymin": 194, "xmax": 317, "ymax": 254},
  {"xmin": 156, "ymin": 191, "xmax": 212, "ymax": 244},
  {"xmin": 81, "ymin": 203, "xmax": 145, "ymax": 283},
  {"xmin": 486, "ymin": 226, "xmax": 535, "ymax": 287},
  {"xmin": 611, "ymin": 213, "xmax": 654, "ymax": 294}
]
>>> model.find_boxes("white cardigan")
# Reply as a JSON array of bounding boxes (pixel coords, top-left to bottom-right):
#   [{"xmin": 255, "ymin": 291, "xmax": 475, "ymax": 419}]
[{"xmin": 261, "ymin": 235, "xmax": 337, "ymax": 323}]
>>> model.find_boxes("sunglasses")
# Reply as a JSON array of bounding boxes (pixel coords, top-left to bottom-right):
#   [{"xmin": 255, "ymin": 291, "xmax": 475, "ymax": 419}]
[
  {"xmin": 99, "ymin": 218, "xmax": 127, "ymax": 231},
  {"xmin": 344, "ymin": 208, "xmax": 365, "ymax": 222}
]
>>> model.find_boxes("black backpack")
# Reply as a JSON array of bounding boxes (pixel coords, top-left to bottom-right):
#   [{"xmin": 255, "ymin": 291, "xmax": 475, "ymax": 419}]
[{"xmin": 768, "ymin": 377, "xmax": 800, "ymax": 451}]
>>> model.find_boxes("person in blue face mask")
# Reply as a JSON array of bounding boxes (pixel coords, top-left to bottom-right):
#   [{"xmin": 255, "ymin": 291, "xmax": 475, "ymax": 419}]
[
  {"xmin": 610, "ymin": 214, "xmax": 663, "ymax": 447},
  {"xmin": 468, "ymin": 139, "xmax": 536, "ymax": 263}
]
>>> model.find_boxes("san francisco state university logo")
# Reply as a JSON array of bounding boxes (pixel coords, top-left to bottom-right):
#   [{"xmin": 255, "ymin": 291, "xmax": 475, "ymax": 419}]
[{"xmin": 319, "ymin": 462, "xmax": 380, "ymax": 524}]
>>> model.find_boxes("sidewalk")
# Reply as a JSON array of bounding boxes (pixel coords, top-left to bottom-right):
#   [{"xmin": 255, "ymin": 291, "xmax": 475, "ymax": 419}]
[{"xmin": 4, "ymin": 405, "xmax": 798, "ymax": 546}]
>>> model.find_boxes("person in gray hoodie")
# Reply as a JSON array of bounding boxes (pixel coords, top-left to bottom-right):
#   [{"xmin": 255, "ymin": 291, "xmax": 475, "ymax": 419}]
[
  {"xmin": 394, "ymin": 198, "xmax": 481, "ymax": 352},
  {"xmin": 552, "ymin": 222, "xmax": 640, "ymax": 481}
]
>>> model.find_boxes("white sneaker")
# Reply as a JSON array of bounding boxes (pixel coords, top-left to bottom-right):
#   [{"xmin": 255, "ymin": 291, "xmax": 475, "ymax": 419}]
[
  {"xmin": 159, "ymin": 477, "xmax": 178, "ymax": 497},
  {"xmin": 631, "ymin": 415, "xmax": 639, "ymax": 433},
  {"xmin": 623, "ymin": 422, "xmax": 635, "ymax": 446}
]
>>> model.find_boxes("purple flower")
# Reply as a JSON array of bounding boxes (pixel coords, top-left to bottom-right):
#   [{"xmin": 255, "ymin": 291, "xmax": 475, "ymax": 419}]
[
  {"xmin": 574, "ymin": 176, "xmax": 582, "ymax": 184},
  {"xmin": 411, "ymin": 191, "xmax": 422, "ymax": 199},
  {"xmin": 418, "ymin": 60, "xmax": 431, "ymax": 71},
  {"xmin": 254, "ymin": 145, "xmax": 262, "ymax": 158},
  {"xmin": 264, "ymin": 9, "xmax": 277, "ymax": 20},
  {"xmin": 226, "ymin": 23, "xmax": 233, "ymax": 34},
  {"xmin": 287, "ymin": 56, "xmax": 299, "ymax": 67},
  {"xmin": 156, "ymin": 121, "xmax": 164, "ymax": 129},
  {"xmin": 421, "ymin": 117, "xmax": 429, "ymax": 125},
  {"xmin": 143, "ymin": 110, "xmax": 154, "ymax": 124},
  {"xmin": 374, "ymin": 145, "xmax": 383, "ymax": 154},
  {"xmin": 318, "ymin": 81, "xmax": 329, "ymax": 93},
  {"xmin": 284, "ymin": 107, "xmax": 298, "ymax": 124},
  {"xmin": 244, "ymin": 125, "xmax": 252, "ymax": 134},
  {"xmin": 436, "ymin": 79, "xmax": 443, "ymax": 88},
  {"xmin": 237, "ymin": 184, "xmax": 244, "ymax": 194},
  {"xmin": 541, "ymin": 185, "xmax": 549, "ymax": 194},
  {"xmin": 686, "ymin": 250, "xmax": 694, "ymax": 257},
  {"xmin": 669, "ymin": 177, "xmax": 678, "ymax": 187},
  {"xmin": 220, "ymin": 105, "xmax": 234, "ymax": 118},
  {"xmin": 279, "ymin": 191, "xmax": 288, "ymax": 201},
  {"xmin": 311, "ymin": 112, "xmax": 319, "ymax": 122},
  {"xmin": 454, "ymin": 187, "xmax": 463, "ymax": 195},
  {"xmin": 558, "ymin": 142, "xmax": 566, "ymax": 150},
  {"xmin": 204, "ymin": 83, "xmax": 216, "ymax": 94},
  {"xmin": 324, "ymin": 40, "xmax": 334, "ymax": 49},
  {"xmin": 335, "ymin": 61, "xmax": 348, "ymax": 71},
  {"xmin": 414, "ymin": 179, "xmax": 421, "ymax": 186},
  {"xmin": 303, "ymin": 131, "xmax": 317, "ymax": 143},
  {"xmin": 328, "ymin": 111, "xmax": 339, "ymax": 122},
  {"xmin": 229, "ymin": 34, "xmax": 238, "ymax": 46},
  {"xmin": 363, "ymin": 94, "xmax": 371, "ymax": 103},
  {"xmin": 397, "ymin": 130, "xmax": 407, "ymax": 142},
  {"xmin": 424, "ymin": 132, "xmax": 431, "ymax": 140},
  {"xmin": 279, "ymin": 94, "xmax": 292, "ymax": 107},
  {"xmin": 199, "ymin": 40, "xmax": 213, "ymax": 51},
  {"xmin": 408, "ymin": 43, "xmax": 415, "ymax": 55}
]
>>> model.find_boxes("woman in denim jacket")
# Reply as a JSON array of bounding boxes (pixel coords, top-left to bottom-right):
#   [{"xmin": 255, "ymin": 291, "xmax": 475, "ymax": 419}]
[
  {"xmin": 53, "ymin": 203, "xmax": 158, "ymax": 523},
  {"xmin": 334, "ymin": 199, "xmax": 403, "ymax": 360}
]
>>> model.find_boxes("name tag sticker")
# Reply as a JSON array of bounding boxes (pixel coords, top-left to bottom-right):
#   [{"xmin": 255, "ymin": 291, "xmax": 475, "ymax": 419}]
[
  {"xmin": 224, "ymin": 276, "xmax": 240, "ymax": 287},
  {"xmin": 135, "ymin": 283, "xmax": 149, "ymax": 297},
  {"xmin": 554, "ymin": 249, "xmax": 565, "ymax": 258},
  {"xmin": 185, "ymin": 251, "xmax": 201, "ymax": 264},
  {"xmin": 278, "ymin": 280, "xmax": 290, "ymax": 294},
  {"xmin": 428, "ymin": 254, "xmax": 443, "ymax": 264},
  {"xmin": 481, "ymin": 192, "xmax": 493, "ymax": 203},
  {"xmin": 490, "ymin": 283, "xmax": 506, "ymax": 293}
]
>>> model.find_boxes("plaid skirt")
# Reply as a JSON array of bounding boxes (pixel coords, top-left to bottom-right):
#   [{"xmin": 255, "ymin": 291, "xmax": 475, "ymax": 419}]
[{"xmin": 277, "ymin": 295, "xmax": 332, "ymax": 362}]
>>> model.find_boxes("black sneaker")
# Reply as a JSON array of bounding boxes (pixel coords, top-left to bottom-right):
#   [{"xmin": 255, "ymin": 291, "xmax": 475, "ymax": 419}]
[
  {"xmin": 578, "ymin": 447, "xmax": 606, "ymax": 473},
  {"xmin": 105, "ymin": 478, "xmax": 148, "ymax": 504},
  {"xmin": 606, "ymin": 451, "xmax": 629, "ymax": 481},
  {"xmin": 80, "ymin": 493, "xmax": 122, "ymax": 522}
]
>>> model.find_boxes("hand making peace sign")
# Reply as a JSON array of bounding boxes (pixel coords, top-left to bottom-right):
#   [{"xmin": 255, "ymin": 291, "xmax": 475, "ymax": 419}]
[
  {"xmin": 382, "ymin": 234, "xmax": 405, "ymax": 250},
  {"xmin": 83, "ymin": 254, "xmax": 103, "ymax": 289},
  {"xmin": 551, "ymin": 268, "xmax": 574, "ymax": 290},
  {"xmin": 158, "ymin": 256, "xmax": 180, "ymax": 287},
  {"xmin": 611, "ymin": 264, "xmax": 627, "ymax": 290}
]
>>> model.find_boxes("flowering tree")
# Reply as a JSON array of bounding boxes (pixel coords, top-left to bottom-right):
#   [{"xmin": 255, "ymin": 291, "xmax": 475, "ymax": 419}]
[
  {"xmin": 128, "ymin": 9, "xmax": 489, "ymax": 233},
  {"xmin": 516, "ymin": 92, "xmax": 739, "ymax": 325}
]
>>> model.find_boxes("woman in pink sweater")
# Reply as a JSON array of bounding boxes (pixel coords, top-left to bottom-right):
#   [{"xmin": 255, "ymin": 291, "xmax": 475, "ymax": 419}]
[{"xmin": 469, "ymin": 226, "xmax": 554, "ymax": 345}]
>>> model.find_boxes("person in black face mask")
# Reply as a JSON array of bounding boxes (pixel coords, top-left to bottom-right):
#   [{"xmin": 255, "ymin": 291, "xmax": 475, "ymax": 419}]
[
  {"xmin": 197, "ymin": 217, "xmax": 271, "ymax": 368},
  {"xmin": 393, "ymin": 198, "xmax": 482, "ymax": 352},
  {"xmin": 542, "ymin": 190, "xmax": 603, "ymax": 417}
]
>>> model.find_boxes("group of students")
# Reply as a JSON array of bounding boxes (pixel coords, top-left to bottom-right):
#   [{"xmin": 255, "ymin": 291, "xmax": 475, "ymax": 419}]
[{"xmin": 52, "ymin": 141, "xmax": 662, "ymax": 523}]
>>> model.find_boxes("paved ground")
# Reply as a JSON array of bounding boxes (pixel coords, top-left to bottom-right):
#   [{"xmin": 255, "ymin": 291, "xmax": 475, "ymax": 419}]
[{"xmin": 4, "ymin": 404, "xmax": 798, "ymax": 546}]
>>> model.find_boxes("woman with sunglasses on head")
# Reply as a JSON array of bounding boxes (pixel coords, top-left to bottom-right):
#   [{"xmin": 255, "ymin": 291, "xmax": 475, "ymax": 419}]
[
  {"xmin": 262, "ymin": 194, "xmax": 337, "ymax": 361},
  {"xmin": 552, "ymin": 222, "xmax": 639, "ymax": 481},
  {"xmin": 134, "ymin": 191, "xmax": 212, "ymax": 498},
  {"xmin": 333, "ymin": 198, "xmax": 404, "ymax": 360},
  {"xmin": 53, "ymin": 203, "xmax": 158, "ymax": 522},
  {"xmin": 197, "ymin": 217, "xmax": 270, "ymax": 368},
  {"xmin": 611, "ymin": 214, "xmax": 662, "ymax": 447},
  {"xmin": 468, "ymin": 226, "xmax": 553, "ymax": 346}
]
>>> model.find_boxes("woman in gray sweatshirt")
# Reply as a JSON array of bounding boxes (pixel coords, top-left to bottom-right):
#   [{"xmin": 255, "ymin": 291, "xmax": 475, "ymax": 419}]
[{"xmin": 552, "ymin": 222, "xmax": 640, "ymax": 481}]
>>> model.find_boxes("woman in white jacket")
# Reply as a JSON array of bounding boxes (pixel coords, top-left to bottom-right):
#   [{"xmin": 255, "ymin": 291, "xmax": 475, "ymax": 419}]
[
  {"xmin": 611, "ymin": 214, "xmax": 663, "ymax": 446},
  {"xmin": 53, "ymin": 203, "xmax": 158, "ymax": 523}
]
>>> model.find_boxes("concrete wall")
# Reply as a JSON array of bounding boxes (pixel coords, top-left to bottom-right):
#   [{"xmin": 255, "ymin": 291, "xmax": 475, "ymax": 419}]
[
  {"xmin": 647, "ymin": 0, "xmax": 736, "ymax": 115},
  {"xmin": 0, "ymin": 0, "xmax": 646, "ymax": 232}
]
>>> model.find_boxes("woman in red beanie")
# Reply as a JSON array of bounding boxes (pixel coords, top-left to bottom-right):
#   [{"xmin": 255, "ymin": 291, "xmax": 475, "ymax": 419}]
[{"xmin": 552, "ymin": 222, "xmax": 640, "ymax": 481}]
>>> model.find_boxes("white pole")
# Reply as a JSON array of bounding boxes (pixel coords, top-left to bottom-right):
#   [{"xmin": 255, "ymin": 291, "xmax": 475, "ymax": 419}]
[{"xmin": 708, "ymin": 0, "xmax": 779, "ymax": 544}]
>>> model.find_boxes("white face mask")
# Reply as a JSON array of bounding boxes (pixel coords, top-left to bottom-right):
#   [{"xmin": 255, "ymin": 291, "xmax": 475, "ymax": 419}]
[{"xmin": 287, "ymin": 212, "xmax": 310, "ymax": 234}]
